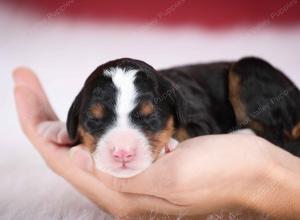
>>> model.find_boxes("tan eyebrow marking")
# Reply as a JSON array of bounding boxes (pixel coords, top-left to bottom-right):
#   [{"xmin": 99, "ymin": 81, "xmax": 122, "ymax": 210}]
[
  {"xmin": 139, "ymin": 101, "xmax": 154, "ymax": 116},
  {"xmin": 89, "ymin": 103, "xmax": 105, "ymax": 119},
  {"xmin": 292, "ymin": 122, "xmax": 300, "ymax": 140}
]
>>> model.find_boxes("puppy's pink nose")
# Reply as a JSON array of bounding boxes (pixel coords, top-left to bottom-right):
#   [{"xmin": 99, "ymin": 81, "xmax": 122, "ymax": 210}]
[{"xmin": 112, "ymin": 149, "xmax": 136, "ymax": 163}]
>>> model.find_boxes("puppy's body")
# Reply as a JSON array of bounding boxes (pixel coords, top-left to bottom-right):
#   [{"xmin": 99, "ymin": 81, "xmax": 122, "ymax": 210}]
[
  {"xmin": 159, "ymin": 62, "xmax": 236, "ymax": 137},
  {"xmin": 67, "ymin": 57, "xmax": 300, "ymax": 177},
  {"xmin": 160, "ymin": 58, "xmax": 300, "ymax": 154}
]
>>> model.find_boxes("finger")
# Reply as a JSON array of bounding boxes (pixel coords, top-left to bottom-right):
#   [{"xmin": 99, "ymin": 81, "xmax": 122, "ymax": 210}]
[
  {"xmin": 37, "ymin": 121, "xmax": 72, "ymax": 145},
  {"xmin": 69, "ymin": 146, "xmax": 93, "ymax": 172},
  {"xmin": 14, "ymin": 86, "xmax": 56, "ymax": 139},
  {"xmin": 13, "ymin": 67, "xmax": 57, "ymax": 121},
  {"xmin": 13, "ymin": 67, "xmax": 48, "ymax": 100},
  {"xmin": 57, "ymin": 124, "xmax": 72, "ymax": 145}
]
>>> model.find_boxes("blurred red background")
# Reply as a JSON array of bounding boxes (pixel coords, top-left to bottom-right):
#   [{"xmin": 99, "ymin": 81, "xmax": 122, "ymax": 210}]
[{"xmin": 5, "ymin": 0, "xmax": 300, "ymax": 28}]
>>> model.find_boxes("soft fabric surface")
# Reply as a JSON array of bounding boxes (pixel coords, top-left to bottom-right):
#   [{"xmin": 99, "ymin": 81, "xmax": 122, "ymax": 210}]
[{"xmin": 0, "ymin": 5, "xmax": 299, "ymax": 220}]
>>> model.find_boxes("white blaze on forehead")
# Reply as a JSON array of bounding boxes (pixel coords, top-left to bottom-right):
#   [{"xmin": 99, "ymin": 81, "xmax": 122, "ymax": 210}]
[
  {"xmin": 95, "ymin": 67, "xmax": 153, "ymax": 178},
  {"xmin": 104, "ymin": 67, "xmax": 138, "ymax": 127}
]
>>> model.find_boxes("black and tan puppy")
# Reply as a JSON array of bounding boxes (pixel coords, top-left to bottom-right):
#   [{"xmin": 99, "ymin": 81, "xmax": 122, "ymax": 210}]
[{"xmin": 67, "ymin": 57, "xmax": 300, "ymax": 177}]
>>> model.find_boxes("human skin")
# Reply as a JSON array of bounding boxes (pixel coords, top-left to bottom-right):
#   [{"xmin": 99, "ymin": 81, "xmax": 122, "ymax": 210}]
[{"xmin": 13, "ymin": 67, "xmax": 300, "ymax": 219}]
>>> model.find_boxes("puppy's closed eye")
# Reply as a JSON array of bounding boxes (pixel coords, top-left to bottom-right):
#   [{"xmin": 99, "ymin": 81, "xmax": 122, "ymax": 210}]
[
  {"xmin": 139, "ymin": 101, "xmax": 155, "ymax": 117},
  {"xmin": 89, "ymin": 103, "xmax": 105, "ymax": 119}
]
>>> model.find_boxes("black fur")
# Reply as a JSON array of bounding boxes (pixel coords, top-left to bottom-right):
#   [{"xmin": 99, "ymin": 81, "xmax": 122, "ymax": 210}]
[
  {"xmin": 159, "ymin": 62, "xmax": 236, "ymax": 136},
  {"xmin": 159, "ymin": 57, "xmax": 300, "ymax": 155},
  {"xmin": 67, "ymin": 57, "xmax": 300, "ymax": 156},
  {"xmin": 231, "ymin": 57, "xmax": 300, "ymax": 154},
  {"xmin": 67, "ymin": 90, "xmax": 83, "ymax": 141},
  {"xmin": 66, "ymin": 58, "xmax": 179, "ymax": 144}
]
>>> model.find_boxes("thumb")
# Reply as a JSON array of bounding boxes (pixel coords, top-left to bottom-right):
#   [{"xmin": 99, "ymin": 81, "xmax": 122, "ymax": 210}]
[{"xmin": 69, "ymin": 146, "xmax": 94, "ymax": 173}]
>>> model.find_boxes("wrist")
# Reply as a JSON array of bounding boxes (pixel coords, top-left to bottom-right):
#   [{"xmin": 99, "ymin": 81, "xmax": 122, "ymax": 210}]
[{"xmin": 240, "ymin": 143, "xmax": 300, "ymax": 218}]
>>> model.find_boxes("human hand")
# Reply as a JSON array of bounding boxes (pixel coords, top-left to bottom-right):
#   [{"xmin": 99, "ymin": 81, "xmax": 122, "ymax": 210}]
[
  {"xmin": 14, "ymin": 68, "xmax": 300, "ymax": 219},
  {"xmin": 95, "ymin": 133, "xmax": 300, "ymax": 218},
  {"xmin": 13, "ymin": 68, "xmax": 191, "ymax": 219}
]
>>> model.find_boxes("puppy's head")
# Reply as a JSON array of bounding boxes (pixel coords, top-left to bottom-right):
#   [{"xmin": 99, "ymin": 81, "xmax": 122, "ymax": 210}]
[{"xmin": 67, "ymin": 58, "xmax": 184, "ymax": 177}]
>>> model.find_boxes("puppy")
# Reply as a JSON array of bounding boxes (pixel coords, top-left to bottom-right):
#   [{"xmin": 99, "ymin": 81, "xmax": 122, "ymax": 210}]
[{"xmin": 67, "ymin": 57, "xmax": 300, "ymax": 177}]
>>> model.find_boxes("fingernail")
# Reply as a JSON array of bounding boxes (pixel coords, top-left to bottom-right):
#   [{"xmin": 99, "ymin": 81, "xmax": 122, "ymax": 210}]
[{"xmin": 69, "ymin": 147, "xmax": 93, "ymax": 172}]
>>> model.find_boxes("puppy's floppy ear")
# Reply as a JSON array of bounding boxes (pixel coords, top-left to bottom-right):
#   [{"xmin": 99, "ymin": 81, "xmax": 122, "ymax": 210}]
[
  {"xmin": 66, "ymin": 91, "xmax": 83, "ymax": 142},
  {"xmin": 157, "ymin": 77, "xmax": 187, "ymax": 127}
]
